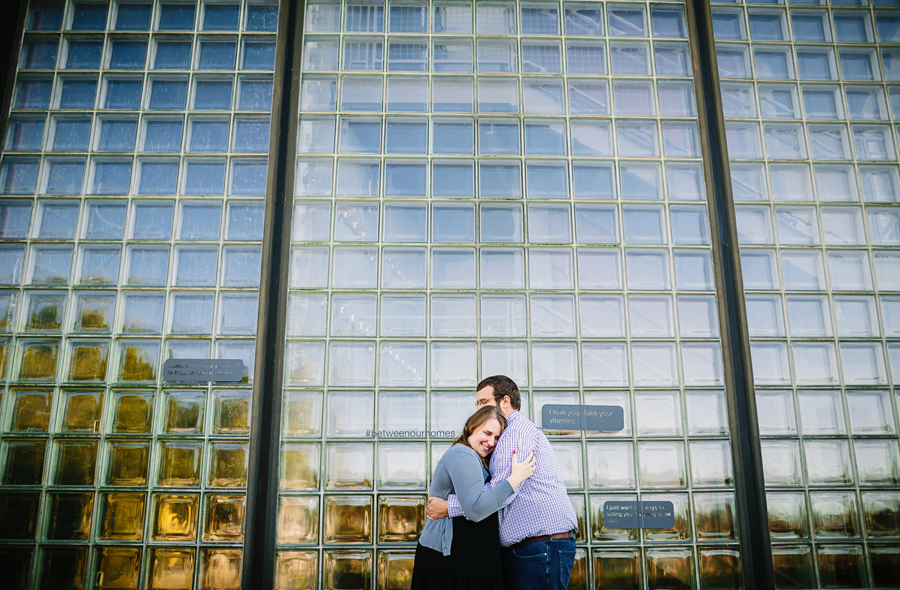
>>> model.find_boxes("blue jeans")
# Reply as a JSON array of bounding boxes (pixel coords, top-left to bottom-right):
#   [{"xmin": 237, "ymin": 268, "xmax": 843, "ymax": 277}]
[{"xmin": 502, "ymin": 537, "xmax": 576, "ymax": 590}]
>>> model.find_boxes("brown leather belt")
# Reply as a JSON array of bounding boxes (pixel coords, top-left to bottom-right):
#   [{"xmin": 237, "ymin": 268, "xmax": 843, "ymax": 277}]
[{"xmin": 509, "ymin": 531, "xmax": 574, "ymax": 549}]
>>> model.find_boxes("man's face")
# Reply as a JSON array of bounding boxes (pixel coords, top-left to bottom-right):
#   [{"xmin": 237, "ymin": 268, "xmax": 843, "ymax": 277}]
[{"xmin": 475, "ymin": 385, "xmax": 497, "ymax": 409}]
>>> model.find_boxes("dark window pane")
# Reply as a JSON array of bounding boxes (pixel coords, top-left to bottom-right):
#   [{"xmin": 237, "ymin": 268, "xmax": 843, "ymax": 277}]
[
  {"xmin": 194, "ymin": 80, "xmax": 233, "ymax": 109},
  {"xmin": 58, "ymin": 78, "xmax": 97, "ymax": 109},
  {"xmin": 154, "ymin": 41, "xmax": 192, "ymax": 69},
  {"xmin": 71, "ymin": 3, "xmax": 108, "ymax": 30},
  {"xmin": 203, "ymin": 3, "xmax": 240, "ymax": 30},
  {"xmin": 109, "ymin": 41, "xmax": 148, "ymax": 69},
  {"xmin": 21, "ymin": 37, "xmax": 59, "ymax": 69},
  {"xmin": 159, "ymin": 3, "xmax": 196, "ymax": 30},
  {"xmin": 104, "ymin": 80, "xmax": 143, "ymax": 109},
  {"xmin": 97, "ymin": 119, "xmax": 138, "ymax": 151},
  {"xmin": 115, "ymin": 4, "xmax": 152, "ymax": 30},
  {"xmin": 198, "ymin": 41, "xmax": 237, "ymax": 69},
  {"xmin": 246, "ymin": 4, "xmax": 278, "ymax": 31},
  {"xmin": 149, "ymin": 80, "xmax": 188, "ymax": 109},
  {"xmin": 65, "ymin": 40, "xmax": 102, "ymax": 69}
]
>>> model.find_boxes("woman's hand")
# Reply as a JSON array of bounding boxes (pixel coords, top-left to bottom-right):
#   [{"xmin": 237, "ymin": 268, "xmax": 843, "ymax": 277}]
[{"xmin": 506, "ymin": 450, "xmax": 535, "ymax": 490}]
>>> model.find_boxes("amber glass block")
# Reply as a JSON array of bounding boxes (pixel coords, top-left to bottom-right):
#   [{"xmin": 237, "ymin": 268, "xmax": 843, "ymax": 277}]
[
  {"xmin": 25, "ymin": 294, "xmax": 65, "ymax": 331},
  {"xmin": 164, "ymin": 390, "xmax": 205, "ymax": 433},
  {"xmin": 153, "ymin": 494, "xmax": 199, "ymax": 541},
  {"xmin": 10, "ymin": 389, "xmax": 52, "ymax": 431},
  {"xmin": 569, "ymin": 548, "xmax": 588, "ymax": 590},
  {"xmin": 75, "ymin": 295, "xmax": 114, "ymax": 332},
  {"xmin": 324, "ymin": 495, "xmax": 373, "ymax": 543},
  {"xmin": 0, "ymin": 492, "xmax": 41, "ymax": 539},
  {"xmin": 869, "ymin": 546, "xmax": 900, "ymax": 589},
  {"xmin": 277, "ymin": 496, "xmax": 319, "ymax": 544},
  {"xmin": 767, "ymin": 493, "xmax": 810, "ymax": 540},
  {"xmin": 281, "ymin": 444, "xmax": 321, "ymax": 490},
  {"xmin": 54, "ymin": 439, "xmax": 98, "ymax": 485},
  {"xmin": 810, "ymin": 492, "xmax": 859, "ymax": 539},
  {"xmin": 200, "ymin": 549, "xmax": 241, "ymax": 590},
  {"xmin": 95, "ymin": 547, "xmax": 141, "ymax": 590},
  {"xmin": 377, "ymin": 551, "xmax": 414, "ymax": 590},
  {"xmin": 862, "ymin": 491, "xmax": 900, "ymax": 538},
  {"xmin": 698, "ymin": 549, "xmax": 741, "ymax": 590},
  {"xmin": 816, "ymin": 545, "xmax": 864, "ymax": 589},
  {"xmin": 0, "ymin": 339, "xmax": 9, "ymax": 380},
  {"xmin": 107, "ymin": 441, "xmax": 151, "ymax": 486},
  {"xmin": 275, "ymin": 551, "xmax": 318, "ymax": 590},
  {"xmin": 203, "ymin": 495, "xmax": 245, "ymax": 542},
  {"xmin": 208, "ymin": 442, "xmax": 248, "ymax": 487},
  {"xmin": 148, "ymin": 548, "xmax": 195, "ymax": 590},
  {"xmin": 68, "ymin": 341, "xmax": 109, "ymax": 381},
  {"xmin": 694, "ymin": 494, "xmax": 736, "ymax": 541},
  {"xmin": 646, "ymin": 548, "xmax": 694, "ymax": 590},
  {"xmin": 377, "ymin": 496, "xmax": 424, "ymax": 542},
  {"xmin": 2, "ymin": 439, "xmax": 46, "ymax": 484},
  {"xmin": 0, "ymin": 546, "xmax": 34, "ymax": 589},
  {"xmin": 593, "ymin": 549, "xmax": 642, "ymax": 590},
  {"xmin": 158, "ymin": 441, "xmax": 202, "ymax": 486},
  {"xmin": 18, "ymin": 340, "xmax": 59, "ymax": 380},
  {"xmin": 282, "ymin": 392, "xmax": 323, "ymax": 436},
  {"xmin": 60, "ymin": 391, "xmax": 102, "ymax": 432},
  {"xmin": 323, "ymin": 551, "xmax": 372, "ymax": 590},
  {"xmin": 771, "ymin": 546, "xmax": 814, "ymax": 589},
  {"xmin": 118, "ymin": 343, "xmax": 158, "ymax": 381},
  {"xmin": 0, "ymin": 295, "xmax": 14, "ymax": 330},
  {"xmin": 98, "ymin": 493, "xmax": 145, "ymax": 541},
  {"xmin": 643, "ymin": 494, "xmax": 691, "ymax": 542},
  {"xmin": 46, "ymin": 492, "xmax": 94, "ymax": 540},
  {"xmin": 570, "ymin": 494, "xmax": 587, "ymax": 543},
  {"xmin": 212, "ymin": 391, "xmax": 250, "ymax": 434},
  {"xmin": 38, "ymin": 546, "xmax": 87, "ymax": 590},
  {"xmin": 591, "ymin": 495, "xmax": 639, "ymax": 542},
  {"xmin": 110, "ymin": 392, "xmax": 154, "ymax": 433}
]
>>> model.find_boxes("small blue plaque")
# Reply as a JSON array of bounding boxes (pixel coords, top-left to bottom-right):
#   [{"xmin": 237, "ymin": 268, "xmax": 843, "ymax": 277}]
[
  {"xmin": 163, "ymin": 359, "xmax": 245, "ymax": 382},
  {"xmin": 541, "ymin": 404, "xmax": 625, "ymax": 431},
  {"xmin": 603, "ymin": 501, "xmax": 676, "ymax": 529}
]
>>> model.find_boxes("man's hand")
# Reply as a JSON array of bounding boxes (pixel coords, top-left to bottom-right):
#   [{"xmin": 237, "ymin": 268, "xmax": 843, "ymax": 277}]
[{"xmin": 426, "ymin": 497, "xmax": 449, "ymax": 520}]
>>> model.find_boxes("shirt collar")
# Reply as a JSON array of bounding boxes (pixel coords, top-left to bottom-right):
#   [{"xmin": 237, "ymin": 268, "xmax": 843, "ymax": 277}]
[{"xmin": 506, "ymin": 410, "xmax": 520, "ymax": 425}]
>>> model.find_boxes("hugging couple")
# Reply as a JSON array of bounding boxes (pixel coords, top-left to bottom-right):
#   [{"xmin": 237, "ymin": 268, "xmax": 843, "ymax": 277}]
[{"xmin": 411, "ymin": 375, "xmax": 578, "ymax": 590}]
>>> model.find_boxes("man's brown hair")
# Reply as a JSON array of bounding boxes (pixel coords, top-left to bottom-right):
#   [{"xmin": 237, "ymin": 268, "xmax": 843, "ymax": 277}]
[{"xmin": 477, "ymin": 375, "xmax": 521, "ymax": 411}]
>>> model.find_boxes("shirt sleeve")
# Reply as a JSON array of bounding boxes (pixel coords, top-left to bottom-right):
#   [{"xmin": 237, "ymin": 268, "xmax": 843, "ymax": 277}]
[
  {"xmin": 444, "ymin": 449, "xmax": 514, "ymax": 522},
  {"xmin": 489, "ymin": 423, "xmax": 535, "ymax": 510}
]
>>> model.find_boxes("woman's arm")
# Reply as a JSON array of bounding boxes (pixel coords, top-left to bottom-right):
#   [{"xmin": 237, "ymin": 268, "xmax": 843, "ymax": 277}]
[{"xmin": 445, "ymin": 448, "xmax": 514, "ymax": 522}]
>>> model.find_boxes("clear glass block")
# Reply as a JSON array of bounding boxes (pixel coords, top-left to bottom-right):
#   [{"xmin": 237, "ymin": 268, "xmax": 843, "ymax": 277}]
[
  {"xmin": 431, "ymin": 343, "xmax": 476, "ymax": 387},
  {"xmin": 632, "ymin": 343, "xmax": 678, "ymax": 387},
  {"xmin": 761, "ymin": 440, "xmax": 803, "ymax": 486},
  {"xmin": 380, "ymin": 295, "xmax": 426, "ymax": 337},
  {"xmin": 480, "ymin": 248, "xmax": 524, "ymax": 290},
  {"xmin": 750, "ymin": 342, "xmax": 791, "ymax": 385},
  {"xmin": 480, "ymin": 203, "xmax": 521, "ymax": 243},
  {"xmin": 806, "ymin": 439, "xmax": 853, "ymax": 485},
  {"xmin": 792, "ymin": 342, "xmax": 839, "ymax": 385},
  {"xmin": 432, "ymin": 248, "xmax": 475, "ymax": 288},
  {"xmin": 481, "ymin": 295, "xmax": 526, "ymax": 338},
  {"xmin": 284, "ymin": 342, "xmax": 326, "ymax": 386},
  {"xmin": 785, "ymin": 295, "xmax": 831, "ymax": 337},
  {"xmin": 768, "ymin": 492, "xmax": 810, "ymax": 540},
  {"xmin": 581, "ymin": 343, "xmax": 626, "ymax": 387},
  {"xmin": 635, "ymin": 391, "xmax": 681, "ymax": 436},
  {"xmin": 625, "ymin": 249, "xmax": 670, "ymax": 290},
  {"xmin": 328, "ymin": 342, "xmax": 375, "ymax": 386},
  {"xmin": 780, "ymin": 250, "xmax": 825, "ymax": 290},
  {"xmin": 379, "ymin": 342, "xmax": 426, "ymax": 387},
  {"xmin": 280, "ymin": 444, "xmax": 320, "ymax": 490},
  {"xmin": 579, "ymin": 296, "xmax": 623, "ymax": 338},
  {"xmin": 378, "ymin": 443, "xmax": 426, "ymax": 489}
]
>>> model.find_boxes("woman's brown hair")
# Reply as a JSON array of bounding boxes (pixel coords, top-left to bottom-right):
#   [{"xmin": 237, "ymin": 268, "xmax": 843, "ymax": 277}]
[{"xmin": 453, "ymin": 406, "xmax": 507, "ymax": 466}]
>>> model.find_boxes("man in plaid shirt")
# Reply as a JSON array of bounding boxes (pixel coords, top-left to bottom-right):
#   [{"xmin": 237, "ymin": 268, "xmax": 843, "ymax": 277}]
[{"xmin": 426, "ymin": 375, "xmax": 578, "ymax": 590}]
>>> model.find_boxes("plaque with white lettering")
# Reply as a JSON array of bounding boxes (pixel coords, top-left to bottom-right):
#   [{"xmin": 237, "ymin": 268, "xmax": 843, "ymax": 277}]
[
  {"xmin": 163, "ymin": 359, "xmax": 245, "ymax": 382},
  {"xmin": 603, "ymin": 501, "xmax": 676, "ymax": 529},
  {"xmin": 541, "ymin": 404, "xmax": 625, "ymax": 431}
]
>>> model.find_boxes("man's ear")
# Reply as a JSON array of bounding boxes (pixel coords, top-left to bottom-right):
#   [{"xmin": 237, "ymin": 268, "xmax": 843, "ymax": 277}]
[{"xmin": 501, "ymin": 395, "xmax": 511, "ymax": 410}]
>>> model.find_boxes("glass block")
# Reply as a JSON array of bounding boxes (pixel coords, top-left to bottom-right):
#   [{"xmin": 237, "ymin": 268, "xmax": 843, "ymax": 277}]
[
  {"xmin": 534, "ymin": 392, "xmax": 579, "ymax": 435},
  {"xmin": 275, "ymin": 551, "xmax": 318, "ymax": 590},
  {"xmin": 202, "ymin": 495, "xmax": 245, "ymax": 542},
  {"xmin": 17, "ymin": 340, "xmax": 59, "ymax": 381},
  {"xmin": 37, "ymin": 546, "xmax": 87, "ymax": 590},
  {"xmin": 855, "ymin": 440, "xmax": 900, "ymax": 484},
  {"xmin": 93, "ymin": 547, "xmax": 141, "ymax": 590},
  {"xmin": 158, "ymin": 441, "xmax": 202, "ymax": 486},
  {"xmin": 761, "ymin": 440, "xmax": 803, "ymax": 486},
  {"xmin": 285, "ymin": 342, "xmax": 326, "ymax": 386},
  {"xmin": 626, "ymin": 250, "xmax": 670, "ymax": 290},
  {"xmin": 816, "ymin": 545, "xmax": 865, "ymax": 589},
  {"xmin": 110, "ymin": 391, "xmax": 154, "ymax": 433},
  {"xmin": 694, "ymin": 493, "xmax": 736, "ymax": 540},
  {"xmin": 53, "ymin": 439, "xmax": 98, "ymax": 485},
  {"xmin": 323, "ymin": 496, "xmax": 374, "ymax": 544},
  {"xmin": 106, "ymin": 440, "xmax": 150, "ymax": 486},
  {"xmin": 207, "ymin": 442, "xmax": 248, "ymax": 487},
  {"xmin": 797, "ymin": 390, "xmax": 845, "ymax": 435},
  {"xmin": 805, "ymin": 439, "xmax": 853, "ymax": 485},
  {"xmin": 809, "ymin": 491, "xmax": 859, "ymax": 539},
  {"xmin": 643, "ymin": 493, "xmax": 691, "ymax": 541},
  {"xmin": 45, "ymin": 492, "xmax": 93, "ymax": 540},
  {"xmin": 282, "ymin": 392, "xmax": 323, "ymax": 437},
  {"xmin": 326, "ymin": 443, "xmax": 373, "ymax": 489},
  {"xmin": 22, "ymin": 291, "xmax": 65, "ymax": 333},
  {"xmin": 646, "ymin": 549, "xmax": 694, "ymax": 590},
  {"xmin": 281, "ymin": 444, "xmax": 320, "ymax": 490},
  {"xmin": 588, "ymin": 442, "xmax": 635, "ymax": 489},
  {"xmin": 148, "ymin": 548, "xmax": 194, "ymax": 590},
  {"xmin": 323, "ymin": 551, "xmax": 372, "ymax": 590},
  {"xmin": 772, "ymin": 546, "xmax": 815, "ymax": 588},
  {"xmin": 483, "ymin": 344, "xmax": 527, "ymax": 388},
  {"xmin": 277, "ymin": 495, "xmax": 319, "ymax": 543},
  {"xmin": 377, "ymin": 443, "xmax": 426, "ymax": 489},
  {"xmin": 97, "ymin": 493, "xmax": 144, "ymax": 541}
]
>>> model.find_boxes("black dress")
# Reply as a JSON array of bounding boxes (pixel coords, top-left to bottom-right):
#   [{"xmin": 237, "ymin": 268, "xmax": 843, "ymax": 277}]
[{"xmin": 410, "ymin": 474, "xmax": 505, "ymax": 590}]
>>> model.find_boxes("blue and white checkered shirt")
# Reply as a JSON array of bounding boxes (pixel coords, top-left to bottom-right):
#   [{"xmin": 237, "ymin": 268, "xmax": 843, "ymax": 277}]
[{"xmin": 447, "ymin": 410, "xmax": 578, "ymax": 547}]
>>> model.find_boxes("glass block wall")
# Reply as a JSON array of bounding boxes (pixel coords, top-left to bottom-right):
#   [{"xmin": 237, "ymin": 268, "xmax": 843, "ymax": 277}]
[
  {"xmin": 0, "ymin": 0, "xmax": 276, "ymax": 588},
  {"xmin": 714, "ymin": 0, "xmax": 900, "ymax": 586},
  {"xmin": 278, "ymin": 1, "xmax": 739, "ymax": 589}
]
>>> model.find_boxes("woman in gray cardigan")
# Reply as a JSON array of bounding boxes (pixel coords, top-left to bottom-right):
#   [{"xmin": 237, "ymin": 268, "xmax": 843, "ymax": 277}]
[{"xmin": 410, "ymin": 405, "xmax": 535, "ymax": 590}]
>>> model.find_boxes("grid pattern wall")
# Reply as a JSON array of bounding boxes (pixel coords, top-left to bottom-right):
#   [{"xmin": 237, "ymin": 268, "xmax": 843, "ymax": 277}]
[
  {"xmin": 278, "ymin": 1, "xmax": 739, "ymax": 589},
  {"xmin": 713, "ymin": 0, "xmax": 900, "ymax": 587},
  {"xmin": 0, "ymin": 1, "xmax": 277, "ymax": 588}
]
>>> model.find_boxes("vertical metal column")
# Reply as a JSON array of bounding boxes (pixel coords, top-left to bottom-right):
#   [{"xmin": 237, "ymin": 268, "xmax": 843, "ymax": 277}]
[
  {"xmin": 684, "ymin": 0, "xmax": 775, "ymax": 588},
  {"xmin": 241, "ymin": 0, "xmax": 305, "ymax": 587}
]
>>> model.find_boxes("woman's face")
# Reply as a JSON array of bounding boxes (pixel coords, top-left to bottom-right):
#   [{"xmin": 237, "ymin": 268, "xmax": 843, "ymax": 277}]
[{"xmin": 467, "ymin": 418, "xmax": 503, "ymax": 458}]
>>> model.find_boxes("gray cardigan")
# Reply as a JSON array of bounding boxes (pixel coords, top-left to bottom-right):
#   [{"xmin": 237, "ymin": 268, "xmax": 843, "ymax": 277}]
[{"xmin": 418, "ymin": 444, "xmax": 514, "ymax": 556}]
